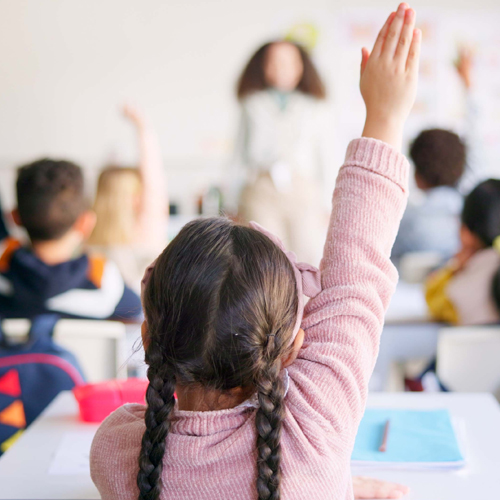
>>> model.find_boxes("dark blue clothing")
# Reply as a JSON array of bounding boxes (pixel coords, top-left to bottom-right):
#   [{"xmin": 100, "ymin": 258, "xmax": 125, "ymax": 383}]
[
  {"xmin": 0, "ymin": 234, "xmax": 141, "ymax": 321},
  {"xmin": 0, "ymin": 199, "xmax": 8, "ymax": 241}
]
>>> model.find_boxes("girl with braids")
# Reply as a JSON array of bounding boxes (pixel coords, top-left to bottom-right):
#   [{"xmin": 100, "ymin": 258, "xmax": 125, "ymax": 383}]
[{"xmin": 90, "ymin": 4, "xmax": 420, "ymax": 499}]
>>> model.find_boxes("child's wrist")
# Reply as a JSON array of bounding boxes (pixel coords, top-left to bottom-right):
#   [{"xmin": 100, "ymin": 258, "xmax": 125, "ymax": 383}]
[{"xmin": 362, "ymin": 114, "xmax": 404, "ymax": 151}]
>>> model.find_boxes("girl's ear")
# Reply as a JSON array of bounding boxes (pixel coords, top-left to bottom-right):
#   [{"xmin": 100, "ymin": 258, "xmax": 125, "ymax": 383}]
[
  {"xmin": 141, "ymin": 321, "xmax": 151, "ymax": 351},
  {"xmin": 282, "ymin": 328, "xmax": 305, "ymax": 368}
]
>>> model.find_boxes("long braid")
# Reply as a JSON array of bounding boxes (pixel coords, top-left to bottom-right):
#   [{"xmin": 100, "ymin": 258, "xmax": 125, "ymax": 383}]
[
  {"xmin": 255, "ymin": 337, "xmax": 286, "ymax": 500},
  {"xmin": 137, "ymin": 348, "xmax": 176, "ymax": 500}
]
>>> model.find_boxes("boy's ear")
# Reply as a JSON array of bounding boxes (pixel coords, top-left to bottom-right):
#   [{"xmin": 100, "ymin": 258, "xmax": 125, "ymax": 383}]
[
  {"xmin": 282, "ymin": 328, "xmax": 305, "ymax": 368},
  {"xmin": 73, "ymin": 210, "xmax": 96, "ymax": 239},
  {"xmin": 11, "ymin": 209, "xmax": 22, "ymax": 227}
]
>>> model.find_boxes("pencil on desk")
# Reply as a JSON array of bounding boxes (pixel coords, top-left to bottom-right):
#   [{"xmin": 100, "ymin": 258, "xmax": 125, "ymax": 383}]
[{"xmin": 379, "ymin": 419, "xmax": 390, "ymax": 452}]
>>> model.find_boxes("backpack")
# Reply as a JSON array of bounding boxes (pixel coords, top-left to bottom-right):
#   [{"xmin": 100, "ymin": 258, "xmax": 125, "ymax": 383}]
[{"xmin": 0, "ymin": 315, "xmax": 85, "ymax": 455}]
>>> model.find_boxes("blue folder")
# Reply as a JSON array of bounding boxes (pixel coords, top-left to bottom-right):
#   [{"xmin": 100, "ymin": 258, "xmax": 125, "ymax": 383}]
[{"xmin": 352, "ymin": 409, "xmax": 464, "ymax": 469}]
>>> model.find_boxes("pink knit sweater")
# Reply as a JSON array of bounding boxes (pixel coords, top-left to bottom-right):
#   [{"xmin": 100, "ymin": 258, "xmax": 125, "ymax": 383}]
[{"xmin": 90, "ymin": 138, "xmax": 409, "ymax": 500}]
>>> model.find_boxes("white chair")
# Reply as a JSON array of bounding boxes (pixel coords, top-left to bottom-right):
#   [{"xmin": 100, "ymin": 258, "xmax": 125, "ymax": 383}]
[
  {"xmin": 437, "ymin": 326, "xmax": 500, "ymax": 398},
  {"xmin": 399, "ymin": 251, "xmax": 443, "ymax": 284},
  {"xmin": 1, "ymin": 318, "xmax": 127, "ymax": 382}
]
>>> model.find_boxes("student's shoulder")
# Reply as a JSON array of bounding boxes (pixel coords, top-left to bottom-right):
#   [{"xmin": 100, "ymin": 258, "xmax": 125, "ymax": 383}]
[
  {"xmin": 84, "ymin": 251, "xmax": 112, "ymax": 288},
  {"xmin": 90, "ymin": 404, "xmax": 146, "ymax": 497},
  {"xmin": 91, "ymin": 404, "xmax": 146, "ymax": 458},
  {"xmin": 101, "ymin": 403, "xmax": 146, "ymax": 431},
  {"xmin": 84, "ymin": 251, "xmax": 132, "ymax": 295}
]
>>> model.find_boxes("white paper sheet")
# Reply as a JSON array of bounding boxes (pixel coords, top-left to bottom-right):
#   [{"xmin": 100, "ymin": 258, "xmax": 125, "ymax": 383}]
[{"xmin": 48, "ymin": 430, "xmax": 97, "ymax": 476}]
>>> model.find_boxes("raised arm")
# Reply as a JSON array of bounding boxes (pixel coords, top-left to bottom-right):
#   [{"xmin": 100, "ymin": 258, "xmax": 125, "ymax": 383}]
[
  {"xmin": 122, "ymin": 105, "xmax": 168, "ymax": 253},
  {"xmin": 454, "ymin": 48, "xmax": 486, "ymax": 194},
  {"xmin": 287, "ymin": 4, "xmax": 420, "ymax": 438}
]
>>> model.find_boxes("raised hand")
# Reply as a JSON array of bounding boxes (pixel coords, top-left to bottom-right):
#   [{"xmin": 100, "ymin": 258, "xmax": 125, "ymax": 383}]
[
  {"xmin": 122, "ymin": 103, "xmax": 146, "ymax": 128},
  {"xmin": 455, "ymin": 47, "xmax": 474, "ymax": 90},
  {"xmin": 360, "ymin": 3, "xmax": 421, "ymax": 150}
]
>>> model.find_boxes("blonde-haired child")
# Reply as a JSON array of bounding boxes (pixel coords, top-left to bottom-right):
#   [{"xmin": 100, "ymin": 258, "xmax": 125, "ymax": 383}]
[{"xmin": 89, "ymin": 106, "xmax": 168, "ymax": 293}]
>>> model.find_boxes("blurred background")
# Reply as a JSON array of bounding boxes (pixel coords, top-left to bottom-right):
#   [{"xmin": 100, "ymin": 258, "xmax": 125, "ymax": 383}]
[{"xmin": 0, "ymin": 0, "xmax": 499, "ymax": 214}]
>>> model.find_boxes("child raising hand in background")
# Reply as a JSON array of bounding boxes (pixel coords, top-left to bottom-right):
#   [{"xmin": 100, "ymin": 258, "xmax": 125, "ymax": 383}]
[
  {"xmin": 89, "ymin": 105, "xmax": 168, "ymax": 293},
  {"xmin": 90, "ymin": 5, "xmax": 420, "ymax": 499}
]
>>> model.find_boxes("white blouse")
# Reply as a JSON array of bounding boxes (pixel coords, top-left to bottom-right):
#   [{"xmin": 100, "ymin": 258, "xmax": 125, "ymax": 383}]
[{"xmin": 228, "ymin": 90, "xmax": 335, "ymax": 210}]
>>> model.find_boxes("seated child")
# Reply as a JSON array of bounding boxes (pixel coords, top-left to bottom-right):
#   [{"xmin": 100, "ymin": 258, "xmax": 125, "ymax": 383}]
[
  {"xmin": 88, "ymin": 105, "xmax": 168, "ymax": 294},
  {"xmin": 0, "ymin": 158, "xmax": 142, "ymax": 320},
  {"xmin": 90, "ymin": 5, "xmax": 418, "ymax": 499},
  {"xmin": 392, "ymin": 49, "xmax": 479, "ymax": 264},
  {"xmin": 391, "ymin": 128, "xmax": 466, "ymax": 262},
  {"xmin": 426, "ymin": 179, "xmax": 500, "ymax": 325}
]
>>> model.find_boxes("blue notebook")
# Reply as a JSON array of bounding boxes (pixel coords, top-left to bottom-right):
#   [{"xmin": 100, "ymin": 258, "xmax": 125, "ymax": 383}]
[{"xmin": 352, "ymin": 409, "xmax": 465, "ymax": 470}]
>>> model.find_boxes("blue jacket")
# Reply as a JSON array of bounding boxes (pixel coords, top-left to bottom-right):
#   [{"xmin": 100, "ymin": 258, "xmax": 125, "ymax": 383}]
[{"xmin": 0, "ymin": 206, "xmax": 141, "ymax": 320}]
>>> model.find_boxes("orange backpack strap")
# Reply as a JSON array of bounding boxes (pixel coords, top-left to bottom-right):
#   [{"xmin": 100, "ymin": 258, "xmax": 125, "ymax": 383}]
[
  {"xmin": 0, "ymin": 238, "xmax": 21, "ymax": 273},
  {"xmin": 87, "ymin": 254, "xmax": 107, "ymax": 288}
]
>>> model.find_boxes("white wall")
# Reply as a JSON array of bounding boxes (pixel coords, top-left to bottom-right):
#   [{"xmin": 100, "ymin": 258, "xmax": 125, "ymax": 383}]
[{"xmin": 0, "ymin": 0, "xmax": 499, "ymax": 212}]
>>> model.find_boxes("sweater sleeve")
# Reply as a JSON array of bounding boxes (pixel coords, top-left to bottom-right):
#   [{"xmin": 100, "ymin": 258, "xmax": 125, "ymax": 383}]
[{"xmin": 287, "ymin": 137, "xmax": 409, "ymax": 440}]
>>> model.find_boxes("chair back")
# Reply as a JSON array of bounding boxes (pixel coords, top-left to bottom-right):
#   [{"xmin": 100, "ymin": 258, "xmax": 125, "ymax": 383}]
[
  {"xmin": 437, "ymin": 326, "xmax": 500, "ymax": 397},
  {"xmin": 2, "ymin": 318, "xmax": 127, "ymax": 382}
]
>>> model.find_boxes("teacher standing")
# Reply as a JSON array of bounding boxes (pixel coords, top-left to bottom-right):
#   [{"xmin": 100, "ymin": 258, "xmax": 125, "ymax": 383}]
[{"xmin": 230, "ymin": 40, "xmax": 333, "ymax": 265}]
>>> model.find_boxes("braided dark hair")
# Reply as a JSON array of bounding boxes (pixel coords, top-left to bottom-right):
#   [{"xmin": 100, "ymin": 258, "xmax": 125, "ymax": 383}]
[
  {"xmin": 137, "ymin": 349, "xmax": 175, "ymax": 500},
  {"xmin": 255, "ymin": 341, "xmax": 286, "ymax": 500},
  {"xmin": 137, "ymin": 217, "xmax": 298, "ymax": 500}
]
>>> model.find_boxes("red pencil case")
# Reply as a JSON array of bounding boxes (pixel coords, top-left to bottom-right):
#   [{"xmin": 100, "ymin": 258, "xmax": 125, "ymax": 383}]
[{"xmin": 73, "ymin": 378, "xmax": 148, "ymax": 423}]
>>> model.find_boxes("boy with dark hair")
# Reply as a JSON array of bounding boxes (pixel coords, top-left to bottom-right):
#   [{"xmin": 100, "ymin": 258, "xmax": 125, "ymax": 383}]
[
  {"xmin": 411, "ymin": 129, "xmax": 466, "ymax": 189},
  {"xmin": 0, "ymin": 158, "xmax": 142, "ymax": 320},
  {"xmin": 391, "ymin": 129, "xmax": 467, "ymax": 261}
]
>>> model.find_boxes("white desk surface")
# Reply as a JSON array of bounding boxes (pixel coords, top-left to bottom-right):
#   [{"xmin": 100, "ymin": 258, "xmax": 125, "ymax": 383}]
[{"xmin": 0, "ymin": 392, "xmax": 499, "ymax": 500}]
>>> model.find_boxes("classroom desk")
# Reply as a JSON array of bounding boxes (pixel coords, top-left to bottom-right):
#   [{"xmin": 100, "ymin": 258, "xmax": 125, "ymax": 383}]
[
  {"xmin": 0, "ymin": 392, "xmax": 499, "ymax": 500},
  {"xmin": 352, "ymin": 393, "xmax": 500, "ymax": 499}
]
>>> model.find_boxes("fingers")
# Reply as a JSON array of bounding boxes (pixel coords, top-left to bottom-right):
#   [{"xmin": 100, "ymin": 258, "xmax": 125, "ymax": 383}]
[
  {"xmin": 406, "ymin": 28, "xmax": 422, "ymax": 72},
  {"xmin": 353, "ymin": 477, "xmax": 409, "ymax": 499},
  {"xmin": 394, "ymin": 8, "xmax": 416, "ymax": 65},
  {"xmin": 374, "ymin": 483, "xmax": 409, "ymax": 499},
  {"xmin": 382, "ymin": 3, "xmax": 409, "ymax": 58},
  {"xmin": 360, "ymin": 47, "xmax": 370, "ymax": 75},
  {"xmin": 388, "ymin": 484, "xmax": 410, "ymax": 499},
  {"xmin": 371, "ymin": 11, "xmax": 396, "ymax": 57}
]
